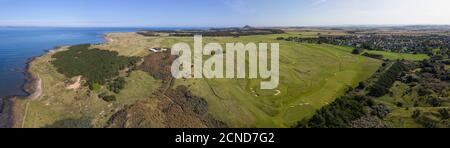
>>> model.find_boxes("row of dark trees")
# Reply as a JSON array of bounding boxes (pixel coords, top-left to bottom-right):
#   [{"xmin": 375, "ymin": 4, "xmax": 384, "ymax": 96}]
[
  {"xmin": 296, "ymin": 94, "xmax": 371, "ymax": 128},
  {"xmin": 138, "ymin": 29, "xmax": 285, "ymax": 37},
  {"xmin": 362, "ymin": 53, "xmax": 384, "ymax": 60},
  {"xmin": 136, "ymin": 31, "xmax": 160, "ymax": 37},
  {"xmin": 368, "ymin": 62, "xmax": 408, "ymax": 97}
]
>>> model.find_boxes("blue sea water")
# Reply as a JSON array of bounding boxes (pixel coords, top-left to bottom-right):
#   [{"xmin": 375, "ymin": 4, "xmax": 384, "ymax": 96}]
[{"xmin": 0, "ymin": 27, "xmax": 144, "ymax": 98}]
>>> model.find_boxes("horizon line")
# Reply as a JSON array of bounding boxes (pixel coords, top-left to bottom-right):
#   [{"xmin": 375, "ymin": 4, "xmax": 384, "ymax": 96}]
[{"xmin": 1, "ymin": 24, "xmax": 450, "ymax": 28}]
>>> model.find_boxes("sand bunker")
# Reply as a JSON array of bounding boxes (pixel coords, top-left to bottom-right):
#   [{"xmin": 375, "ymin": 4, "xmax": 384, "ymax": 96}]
[
  {"xmin": 274, "ymin": 89, "xmax": 281, "ymax": 96},
  {"xmin": 66, "ymin": 76, "xmax": 82, "ymax": 90}
]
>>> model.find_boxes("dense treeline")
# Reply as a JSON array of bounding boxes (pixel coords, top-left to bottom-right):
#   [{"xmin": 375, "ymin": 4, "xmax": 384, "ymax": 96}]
[
  {"xmin": 138, "ymin": 28, "xmax": 285, "ymax": 37},
  {"xmin": 296, "ymin": 95, "xmax": 371, "ymax": 128},
  {"xmin": 362, "ymin": 53, "xmax": 384, "ymax": 59},
  {"xmin": 368, "ymin": 62, "xmax": 408, "ymax": 97},
  {"xmin": 52, "ymin": 44, "xmax": 140, "ymax": 85},
  {"xmin": 136, "ymin": 31, "xmax": 159, "ymax": 37}
]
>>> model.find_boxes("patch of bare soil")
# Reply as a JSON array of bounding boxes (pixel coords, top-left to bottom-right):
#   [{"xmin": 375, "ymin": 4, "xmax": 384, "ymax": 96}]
[{"xmin": 66, "ymin": 76, "xmax": 82, "ymax": 90}]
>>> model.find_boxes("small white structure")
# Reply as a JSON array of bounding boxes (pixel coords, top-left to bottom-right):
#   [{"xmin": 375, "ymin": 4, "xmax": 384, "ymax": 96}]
[{"xmin": 149, "ymin": 48, "xmax": 168, "ymax": 53}]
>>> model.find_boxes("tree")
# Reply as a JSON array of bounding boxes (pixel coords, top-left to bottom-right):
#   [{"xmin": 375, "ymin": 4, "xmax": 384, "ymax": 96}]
[
  {"xmin": 276, "ymin": 37, "xmax": 285, "ymax": 40},
  {"xmin": 356, "ymin": 82, "xmax": 366, "ymax": 90},
  {"xmin": 352, "ymin": 48, "xmax": 363, "ymax": 55},
  {"xmin": 108, "ymin": 77, "xmax": 126, "ymax": 94},
  {"xmin": 102, "ymin": 95, "xmax": 117, "ymax": 102},
  {"xmin": 89, "ymin": 83, "xmax": 101, "ymax": 92}
]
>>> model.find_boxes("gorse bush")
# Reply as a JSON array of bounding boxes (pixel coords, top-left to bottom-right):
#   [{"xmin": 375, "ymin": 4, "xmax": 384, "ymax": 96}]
[
  {"xmin": 52, "ymin": 44, "xmax": 139, "ymax": 84},
  {"xmin": 108, "ymin": 77, "xmax": 126, "ymax": 94}
]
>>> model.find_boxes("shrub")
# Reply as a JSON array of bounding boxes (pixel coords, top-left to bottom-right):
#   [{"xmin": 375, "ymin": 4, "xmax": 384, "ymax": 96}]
[
  {"xmin": 362, "ymin": 52, "xmax": 384, "ymax": 59},
  {"xmin": 102, "ymin": 95, "xmax": 117, "ymax": 102},
  {"xmin": 108, "ymin": 77, "xmax": 126, "ymax": 94},
  {"xmin": 276, "ymin": 37, "xmax": 285, "ymax": 40},
  {"xmin": 98, "ymin": 93, "xmax": 116, "ymax": 102},
  {"xmin": 356, "ymin": 82, "xmax": 366, "ymax": 90},
  {"xmin": 352, "ymin": 48, "xmax": 363, "ymax": 55},
  {"xmin": 371, "ymin": 104, "xmax": 391, "ymax": 119},
  {"xmin": 89, "ymin": 83, "xmax": 101, "ymax": 92}
]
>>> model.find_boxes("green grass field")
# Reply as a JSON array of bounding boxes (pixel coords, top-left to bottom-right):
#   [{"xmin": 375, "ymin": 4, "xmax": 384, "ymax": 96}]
[{"xmin": 162, "ymin": 34, "xmax": 382, "ymax": 127}]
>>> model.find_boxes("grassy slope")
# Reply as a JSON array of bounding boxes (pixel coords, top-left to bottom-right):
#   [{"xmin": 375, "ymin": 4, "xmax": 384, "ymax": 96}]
[
  {"xmin": 377, "ymin": 81, "xmax": 449, "ymax": 128},
  {"xmin": 22, "ymin": 32, "xmax": 383, "ymax": 128}
]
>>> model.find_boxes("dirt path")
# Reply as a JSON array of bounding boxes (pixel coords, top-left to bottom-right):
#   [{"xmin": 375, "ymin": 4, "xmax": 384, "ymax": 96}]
[{"xmin": 21, "ymin": 101, "xmax": 30, "ymax": 128}]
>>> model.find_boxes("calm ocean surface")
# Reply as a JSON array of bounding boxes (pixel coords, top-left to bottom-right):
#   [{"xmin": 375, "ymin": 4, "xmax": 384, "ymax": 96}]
[{"xmin": 0, "ymin": 27, "xmax": 158, "ymax": 98}]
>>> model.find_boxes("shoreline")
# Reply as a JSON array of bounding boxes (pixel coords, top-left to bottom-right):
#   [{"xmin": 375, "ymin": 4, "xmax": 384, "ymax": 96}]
[
  {"xmin": 0, "ymin": 33, "xmax": 118, "ymax": 128},
  {"xmin": 0, "ymin": 47, "xmax": 55, "ymax": 128}
]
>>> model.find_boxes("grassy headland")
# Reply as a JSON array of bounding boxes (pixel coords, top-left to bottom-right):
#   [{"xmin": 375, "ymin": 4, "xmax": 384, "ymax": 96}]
[{"xmin": 17, "ymin": 31, "xmax": 383, "ymax": 128}]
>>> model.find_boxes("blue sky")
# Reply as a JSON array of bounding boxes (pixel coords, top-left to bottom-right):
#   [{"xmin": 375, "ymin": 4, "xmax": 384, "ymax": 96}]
[{"xmin": 1, "ymin": 0, "xmax": 450, "ymax": 27}]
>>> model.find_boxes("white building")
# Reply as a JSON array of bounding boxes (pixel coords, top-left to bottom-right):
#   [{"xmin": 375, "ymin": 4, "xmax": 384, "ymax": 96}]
[{"xmin": 149, "ymin": 48, "xmax": 168, "ymax": 53}]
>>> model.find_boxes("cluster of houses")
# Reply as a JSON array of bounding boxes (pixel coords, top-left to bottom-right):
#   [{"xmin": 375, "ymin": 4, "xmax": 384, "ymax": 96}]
[
  {"xmin": 320, "ymin": 35, "xmax": 449, "ymax": 54},
  {"xmin": 282, "ymin": 34, "xmax": 450, "ymax": 55},
  {"xmin": 149, "ymin": 48, "xmax": 168, "ymax": 53}
]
